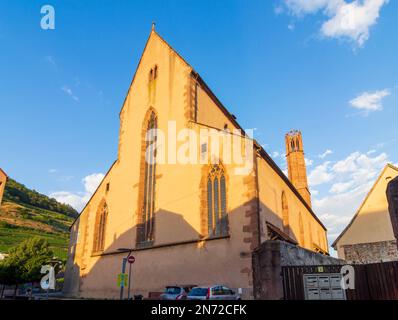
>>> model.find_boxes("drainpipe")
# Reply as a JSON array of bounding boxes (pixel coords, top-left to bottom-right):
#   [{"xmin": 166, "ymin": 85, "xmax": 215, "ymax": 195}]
[{"xmin": 254, "ymin": 144, "xmax": 262, "ymax": 249}]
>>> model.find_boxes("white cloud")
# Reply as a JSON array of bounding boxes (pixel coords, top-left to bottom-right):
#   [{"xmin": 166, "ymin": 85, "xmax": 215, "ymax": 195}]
[
  {"xmin": 49, "ymin": 191, "xmax": 89, "ymax": 212},
  {"xmin": 321, "ymin": 0, "xmax": 389, "ymax": 47},
  {"xmin": 332, "ymin": 151, "xmax": 388, "ymax": 174},
  {"xmin": 331, "ymin": 151, "xmax": 360, "ymax": 173},
  {"xmin": 319, "ymin": 149, "xmax": 333, "ymax": 159},
  {"xmin": 308, "ymin": 161, "xmax": 334, "ymax": 186},
  {"xmin": 313, "ymin": 181, "xmax": 374, "ymax": 240},
  {"xmin": 48, "ymin": 169, "xmax": 57, "ymax": 174},
  {"xmin": 319, "ymin": 213, "xmax": 352, "ymax": 229},
  {"xmin": 367, "ymin": 149, "xmax": 376, "ymax": 155},
  {"xmin": 272, "ymin": 151, "xmax": 280, "ymax": 158},
  {"xmin": 329, "ymin": 181, "xmax": 355, "ymax": 194},
  {"xmin": 282, "ymin": 0, "xmax": 389, "ymax": 47},
  {"xmin": 305, "ymin": 157, "xmax": 314, "ymax": 166},
  {"xmin": 50, "ymin": 173, "xmax": 104, "ymax": 212},
  {"xmin": 349, "ymin": 89, "xmax": 390, "ymax": 114},
  {"xmin": 285, "ymin": 0, "xmax": 335, "ymax": 15},
  {"xmin": 61, "ymin": 85, "xmax": 79, "ymax": 102},
  {"xmin": 83, "ymin": 173, "xmax": 105, "ymax": 194}
]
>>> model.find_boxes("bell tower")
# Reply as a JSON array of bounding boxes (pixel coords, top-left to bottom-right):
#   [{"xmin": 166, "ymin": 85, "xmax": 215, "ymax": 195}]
[{"xmin": 285, "ymin": 130, "xmax": 311, "ymax": 207}]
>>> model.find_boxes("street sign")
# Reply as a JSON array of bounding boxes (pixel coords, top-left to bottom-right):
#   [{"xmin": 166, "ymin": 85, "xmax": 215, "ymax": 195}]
[
  {"xmin": 127, "ymin": 255, "xmax": 135, "ymax": 264},
  {"xmin": 117, "ymin": 273, "xmax": 128, "ymax": 287}
]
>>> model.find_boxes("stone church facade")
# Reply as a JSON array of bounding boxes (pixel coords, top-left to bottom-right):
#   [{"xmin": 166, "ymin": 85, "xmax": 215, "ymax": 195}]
[{"xmin": 64, "ymin": 28, "xmax": 328, "ymax": 299}]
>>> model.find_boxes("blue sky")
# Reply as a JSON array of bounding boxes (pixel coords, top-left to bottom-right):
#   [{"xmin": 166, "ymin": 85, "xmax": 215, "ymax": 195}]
[{"xmin": 0, "ymin": 1, "xmax": 397, "ymax": 250}]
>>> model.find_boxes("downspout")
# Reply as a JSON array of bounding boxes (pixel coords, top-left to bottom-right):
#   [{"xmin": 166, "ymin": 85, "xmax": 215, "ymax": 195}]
[{"xmin": 254, "ymin": 143, "xmax": 262, "ymax": 249}]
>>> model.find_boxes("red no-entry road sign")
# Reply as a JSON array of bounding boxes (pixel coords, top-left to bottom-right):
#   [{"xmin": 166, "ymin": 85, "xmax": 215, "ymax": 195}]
[{"xmin": 127, "ymin": 255, "xmax": 135, "ymax": 264}]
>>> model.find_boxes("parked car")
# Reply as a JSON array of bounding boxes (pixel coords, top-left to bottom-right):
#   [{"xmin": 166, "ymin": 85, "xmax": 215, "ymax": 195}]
[
  {"xmin": 160, "ymin": 285, "xmax": 196, "ymax": 300},
  {"xmin": 187, "ymin": 285, "xmax": 241, "ymax": 300}
]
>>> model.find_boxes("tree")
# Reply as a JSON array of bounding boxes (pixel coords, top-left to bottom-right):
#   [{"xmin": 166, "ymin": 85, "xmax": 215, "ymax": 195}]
[{"xmin": 0, "ymin": 237, "xmax": 54, "ymax": 296}]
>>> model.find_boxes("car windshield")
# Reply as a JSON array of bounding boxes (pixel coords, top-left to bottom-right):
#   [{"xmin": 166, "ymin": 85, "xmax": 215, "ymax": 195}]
[
  {"xmin": 188, "ymin": 288, "xmax": 208, "ymax": 296},
  {"xmin": 165, "ymin": 287, "xmax": 181, "ymax": 294}
]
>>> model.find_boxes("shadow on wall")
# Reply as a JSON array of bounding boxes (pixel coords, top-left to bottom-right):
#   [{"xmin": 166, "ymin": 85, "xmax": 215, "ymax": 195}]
[
  {"xmin": 64, "ymin": 209, "xmax": 204, "ymax": 299},
  {"xmin": 63, "ymin": 218, "xmax": 80, "ymax": 295},
  {"xmin": 63, "ymin": 200, "xmax": 325, "ymax": 299}
]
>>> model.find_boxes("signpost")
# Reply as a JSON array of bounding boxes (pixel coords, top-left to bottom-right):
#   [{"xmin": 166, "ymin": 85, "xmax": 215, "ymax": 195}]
[
  {"xmin": 127, "ymin": 254, "xmax": 135, "ymax": 299},
  {"xmin": 119, "ymin": 257, "xmax": 127, "ymax": 300},
  {"xmin": 118, "ymin": 253, "xmax": 135, "ymax": 300}
]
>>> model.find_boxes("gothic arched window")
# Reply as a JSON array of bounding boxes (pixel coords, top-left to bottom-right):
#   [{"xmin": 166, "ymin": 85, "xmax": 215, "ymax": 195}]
[
  {"xmin": 281, "ymin": 191, "xmax": 289, "ymax": 234},
  {"xmin": 93, "ymin": 201, "xmax": 108, "ymax": 253},
  {"xmin": 296, "ymin": 138, "xmax": 300, "ymax": 150},
  {"xmin": 207, "ymin": 164, "xmax": 228, "ymax": 237},
  {"xmin": 137, "ymin": 110, "xmax": 157, "ymax": 245}
]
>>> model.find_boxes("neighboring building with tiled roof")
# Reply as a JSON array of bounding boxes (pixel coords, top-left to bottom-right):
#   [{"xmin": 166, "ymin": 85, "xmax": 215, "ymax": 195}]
[{"xmin": 332, "ymin": 164, "xmax": 398, "ymax": 264}]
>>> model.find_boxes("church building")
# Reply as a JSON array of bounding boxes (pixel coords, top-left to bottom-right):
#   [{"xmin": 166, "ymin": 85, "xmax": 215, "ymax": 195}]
[{"xmin": 64, "ymin": 27, "xmax": 328, "ymax": 299}]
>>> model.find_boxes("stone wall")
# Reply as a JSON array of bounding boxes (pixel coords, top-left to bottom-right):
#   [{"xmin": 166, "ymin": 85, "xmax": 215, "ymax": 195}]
[
  {"xmin": 343, "ymin": 240, "xmax": 398, "ymax": 264},
  {"xmin": 252, "ymin": 240, "xmax": 343, "ymax": 300}
]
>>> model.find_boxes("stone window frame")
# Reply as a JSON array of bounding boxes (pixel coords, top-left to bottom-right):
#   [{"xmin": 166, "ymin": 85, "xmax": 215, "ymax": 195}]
[
  {"xmin": 92, "ymin": 199, "xmax": 108, "ymax": 254},
  {"xmin": 204, "ymin": 163, "xmax": 229, "ymax": 238},
  {"xmin": 136, "ymin": 107, "xmax": 158, "ymax": 248}
]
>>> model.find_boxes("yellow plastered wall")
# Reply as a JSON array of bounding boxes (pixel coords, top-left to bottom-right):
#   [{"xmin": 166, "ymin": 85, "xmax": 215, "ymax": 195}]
[{"xmin": 196, "ymin": 85, "xmax": 238, "ymax": 131}]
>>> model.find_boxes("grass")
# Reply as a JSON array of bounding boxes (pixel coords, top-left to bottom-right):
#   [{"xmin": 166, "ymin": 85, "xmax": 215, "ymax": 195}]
[{"xmin": 0, "ymin": 202, "xmax": 73, "ymax": 260}]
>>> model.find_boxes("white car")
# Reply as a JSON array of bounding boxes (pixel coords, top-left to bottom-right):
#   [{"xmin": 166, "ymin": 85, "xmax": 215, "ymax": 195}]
[{"xmin": 187, "ymin": 285, "xmax": 241, "ymax": 300}]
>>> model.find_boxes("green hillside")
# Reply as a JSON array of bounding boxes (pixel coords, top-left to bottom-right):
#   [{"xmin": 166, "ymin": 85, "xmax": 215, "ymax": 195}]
[{"xmin": 0, "ymin": 178, "xmax": 78, "ymax": 260}]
